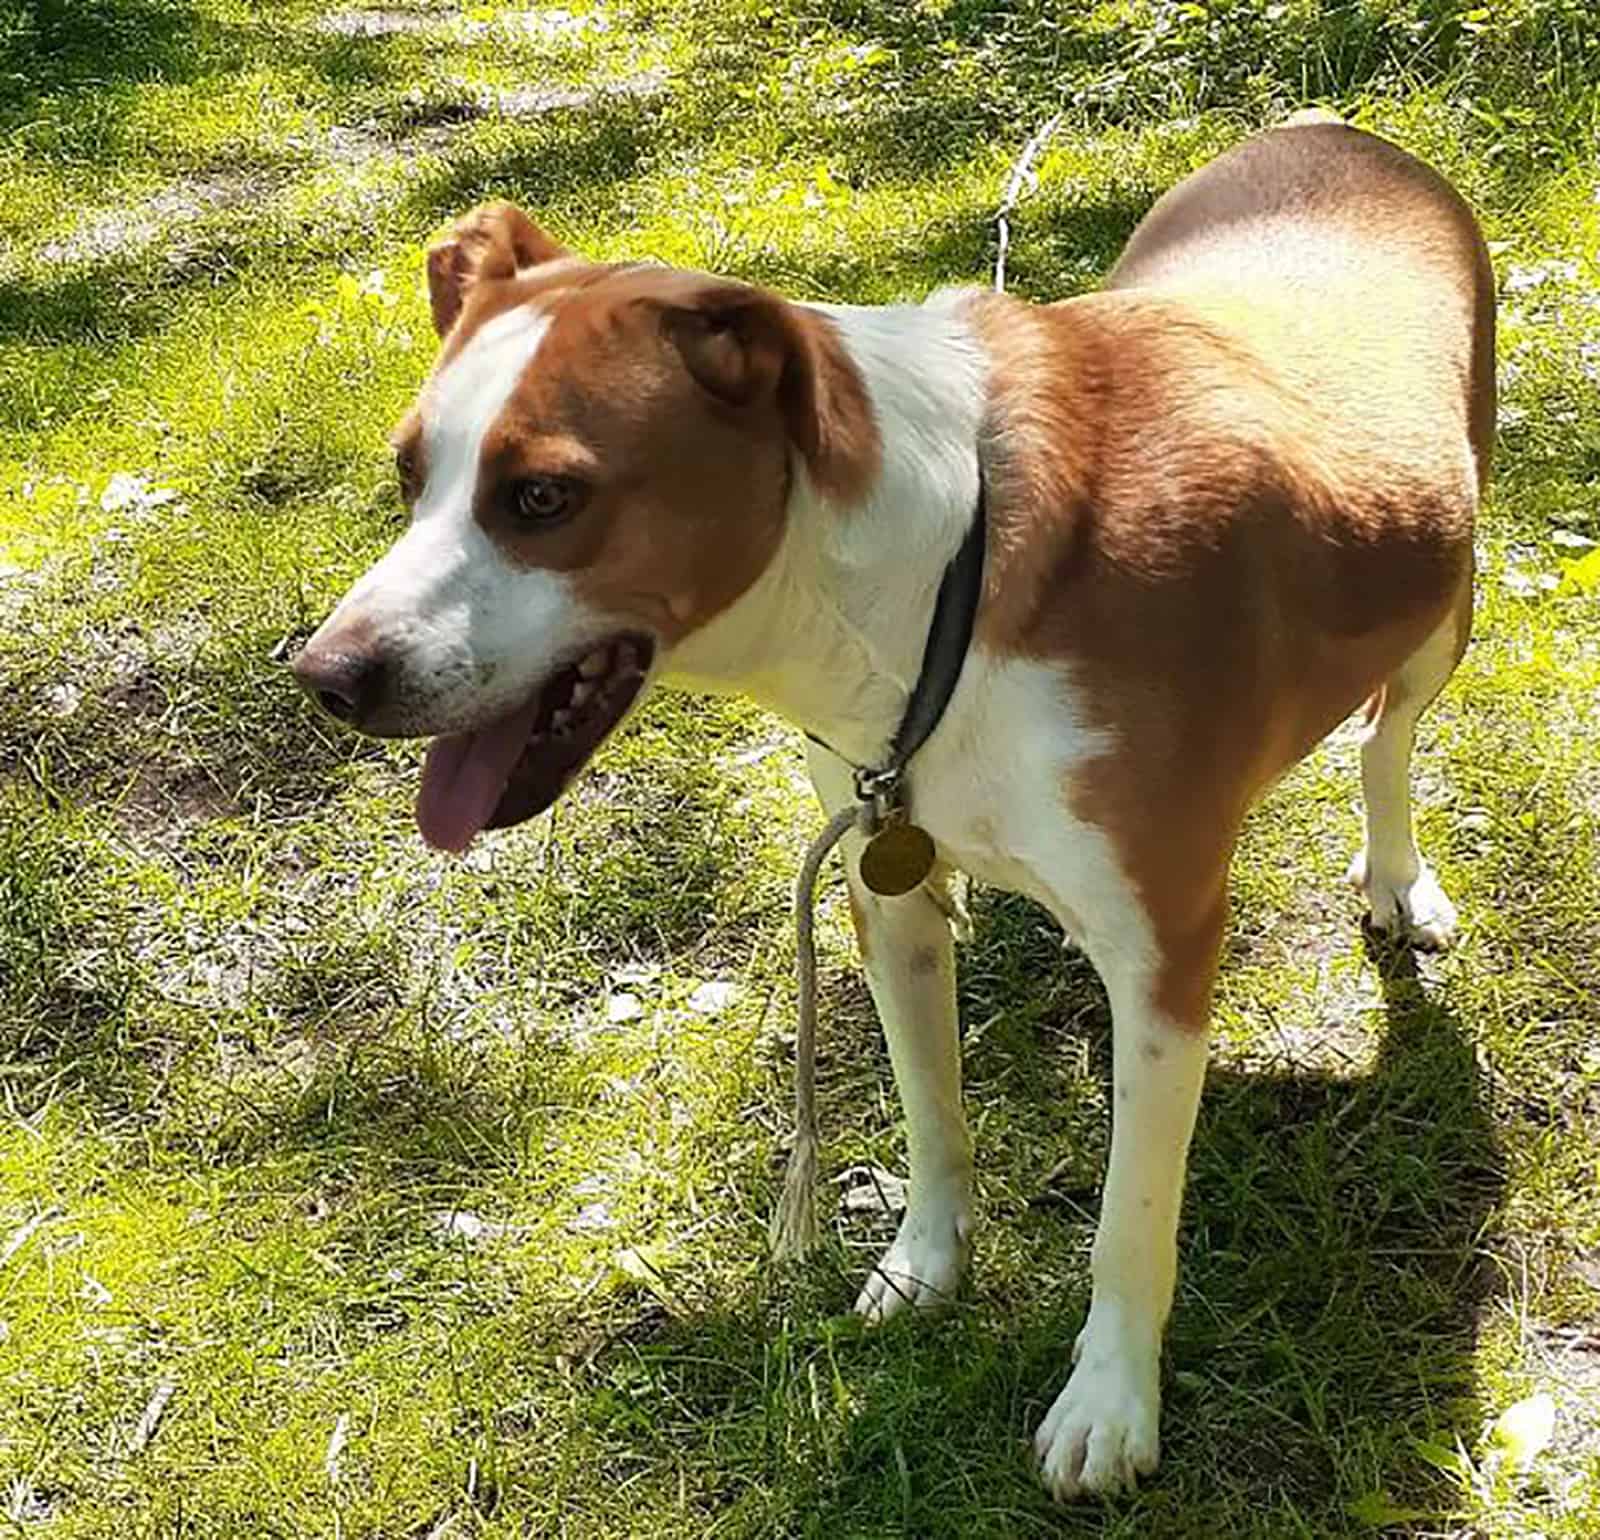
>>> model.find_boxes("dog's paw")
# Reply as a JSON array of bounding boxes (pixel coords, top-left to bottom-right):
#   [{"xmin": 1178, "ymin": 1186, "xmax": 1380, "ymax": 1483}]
[
  {"xmin": 1034, "ymin": 1318, "xmax": 1160, "ymax": 1500},
  {"xmin": 1346, "ymin": 849, "xmax": 1458, "ymax": 950},
  {"xmin": 854, "ymin": 1201, "xmax": 971, "ymax": 1324}
]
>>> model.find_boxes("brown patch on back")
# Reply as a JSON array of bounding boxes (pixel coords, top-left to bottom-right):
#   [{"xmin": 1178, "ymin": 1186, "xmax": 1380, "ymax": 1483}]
[
  {"xmin": 1107, "ymin": 123, "xmax": 1496, "ymax": 488},
  {"xmin": 967, "ymin": 126, "xmax": 1493, "ymax": 1029}
]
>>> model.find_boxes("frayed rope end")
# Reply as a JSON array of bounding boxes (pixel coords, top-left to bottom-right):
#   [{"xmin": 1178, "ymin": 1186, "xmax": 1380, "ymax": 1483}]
[
  {"xmin": 768, "ymin": 1128, "xmax": 822, "ymax": 1260},
  {"xmin": 770, "ymin": 801, "xmax": 861, "ymax": 1260}
]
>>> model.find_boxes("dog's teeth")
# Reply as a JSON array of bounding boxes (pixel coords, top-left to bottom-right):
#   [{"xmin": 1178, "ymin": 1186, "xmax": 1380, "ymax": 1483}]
[
  {"xmin": 551, "ymin": 709, "xmax": 572, "ymax": 734},
  {"xmin": 571, "ymin": 680, "xmax": 596, "ymax": 706},
  {"xmin": 578, "ymin": 649, "xmax": 609, "ymax": 679}
]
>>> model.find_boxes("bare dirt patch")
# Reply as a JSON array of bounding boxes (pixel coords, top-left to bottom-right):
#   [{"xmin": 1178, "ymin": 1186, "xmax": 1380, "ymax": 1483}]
[
  {"xmin": 317, "ymin": 7, "xmax": 613, "ymax": 43},
  {"xmin": 316, "ymin": 7, "xmax": 451, "ymax": 38},
  {"xmin": 37, "ymin": 171, "xmax": 280, "ymax": 268},
  {"xmin": 22, "ymin": 37, "xmax": 666, "ymax": 272},
  {"xmin": 114, "ymin": 760, "xmax": 238, "ymax": 835}
]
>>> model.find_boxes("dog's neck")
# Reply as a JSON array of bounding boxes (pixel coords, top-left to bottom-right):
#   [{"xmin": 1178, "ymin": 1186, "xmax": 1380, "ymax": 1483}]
[{"xmin": 665, "ymin": 296, "xmax": 988, "ymax": 768}]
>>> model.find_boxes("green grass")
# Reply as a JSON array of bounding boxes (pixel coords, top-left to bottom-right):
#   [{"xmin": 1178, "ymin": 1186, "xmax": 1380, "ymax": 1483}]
[{"xmin": 3, "ymin": 1, "xmax": 1600, "ymax": 1534}]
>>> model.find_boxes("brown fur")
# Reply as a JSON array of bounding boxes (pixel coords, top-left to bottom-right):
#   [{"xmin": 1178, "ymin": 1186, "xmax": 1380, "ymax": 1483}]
[
  {"xmin": 388, "ymin": 410, "xmax": 427, "ymax": 503},
  {"xmin": 412, "ymin": 207, "xmax": 881, "ymax": 642},
  {"xmin": 425, "ymin": 201, "xmax": 569, "ymax": 337},
  {"xmin": 970, "ymin": 123, "xmax": 1493, "ymax": 1028},
  {"xmin": 338, "ymin": 134, "xmax": 1491, "ymax": 1034}
]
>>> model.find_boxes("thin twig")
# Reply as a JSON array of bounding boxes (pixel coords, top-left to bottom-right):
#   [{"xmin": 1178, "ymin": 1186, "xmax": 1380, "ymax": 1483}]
[
  {"xmin": 0, "ymin": 1208, "xmax": 58, "ymax": 1269},
  {"xmin": 325, "ymin": 1412, "xmax": 350, "ymax": 1483},
  {"xmin": 127, "ymin": 1380, "xmax": 177, "ymax": 1455},
  {"xmin": 994, "ymin": 113, "xmax": 1063, "ymax": 293}
]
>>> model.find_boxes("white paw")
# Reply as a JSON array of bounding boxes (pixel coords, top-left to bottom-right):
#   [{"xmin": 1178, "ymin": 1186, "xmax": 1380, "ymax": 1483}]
[
  {"xmin": 1034, "ymin": 1316, "xmax": 1160, "ymax": 1500},
  {"xmin": 1346, "ymin": 849, "xmax": 1458, "ymax": 950},
  {"xmin": 854, "ymin": 1201, "xmax": 971, "ymax": 1324}
]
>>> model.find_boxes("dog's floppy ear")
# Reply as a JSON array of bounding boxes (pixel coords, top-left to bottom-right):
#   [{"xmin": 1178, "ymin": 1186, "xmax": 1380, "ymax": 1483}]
[
  {"xmin": 425, "ymin": 202, "xmax": 568, "ymax": 337},
  {"xmin": 657, "ymin": 280, "xmax": 880, "ymax": 504}
]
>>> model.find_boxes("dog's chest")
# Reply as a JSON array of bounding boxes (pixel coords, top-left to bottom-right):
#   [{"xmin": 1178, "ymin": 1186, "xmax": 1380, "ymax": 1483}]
[{"xmin": 906, "ymin": 654, "xmax": 1128, "ymax": 942}]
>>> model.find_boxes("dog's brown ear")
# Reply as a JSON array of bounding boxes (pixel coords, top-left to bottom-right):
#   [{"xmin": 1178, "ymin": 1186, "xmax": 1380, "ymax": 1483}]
[
  {"xmin": 658, "ymin": 281, "xmax": 880, "ymax": 504},
  {"xmin": 425, "ymin": 203, "xmax": 568, "ymax": 337}
]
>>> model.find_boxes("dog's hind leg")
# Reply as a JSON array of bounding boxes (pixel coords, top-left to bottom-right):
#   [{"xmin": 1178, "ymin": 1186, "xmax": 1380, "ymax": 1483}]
[
  {"xmin": 1347, "ymin": 600, "xmax": 1468, "ymax": 949},
  {"xmin": 806, "ymin": 743, "xmax": 974, "ymax": 1322}
]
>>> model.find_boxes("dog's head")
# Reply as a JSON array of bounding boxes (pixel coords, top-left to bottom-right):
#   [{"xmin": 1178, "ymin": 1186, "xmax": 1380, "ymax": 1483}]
[{"xmin": 294, "ymin": 204, "xmax": 877, "ymax": 852}]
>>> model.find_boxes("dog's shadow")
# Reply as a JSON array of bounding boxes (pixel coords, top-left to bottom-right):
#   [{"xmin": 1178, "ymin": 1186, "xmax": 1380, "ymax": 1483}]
[
  {"xmin": 1158, "ymin": 929, "xmax": 1503, "ymax": 1522},
  {"xmin": 578, "ymin": 893, "xmax": 1503, "ymax": 1536}
]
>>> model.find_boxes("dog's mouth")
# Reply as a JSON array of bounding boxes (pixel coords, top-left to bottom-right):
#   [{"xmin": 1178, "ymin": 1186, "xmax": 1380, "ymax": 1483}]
[{"xmin": 416, "ymin": 633, "xmax": 654, "ymax": 853}]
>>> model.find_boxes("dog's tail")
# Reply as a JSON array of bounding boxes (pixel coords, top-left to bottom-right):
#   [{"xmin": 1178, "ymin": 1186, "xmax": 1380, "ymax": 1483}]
[{"xmin": 1282, "ymin": 107, "xmax": 1346, "ymax": 128}]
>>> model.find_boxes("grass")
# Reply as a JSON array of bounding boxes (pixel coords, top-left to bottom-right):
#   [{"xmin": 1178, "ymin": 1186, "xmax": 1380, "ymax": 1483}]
[{"xmin": 2, "ymin": 0, "xmax": 1600, "ymax": 1534}]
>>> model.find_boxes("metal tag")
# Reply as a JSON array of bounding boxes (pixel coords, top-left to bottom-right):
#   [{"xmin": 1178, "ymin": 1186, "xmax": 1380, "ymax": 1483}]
[{"xmin": 860, "ymin": 820, "xmax": 936, "ymax": 897}]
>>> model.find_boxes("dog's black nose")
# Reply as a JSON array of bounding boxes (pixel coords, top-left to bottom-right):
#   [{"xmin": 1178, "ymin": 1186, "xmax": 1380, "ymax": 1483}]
[{"xmin": 292, "ymin": 641, "xmax": 388, "ymax": 728}]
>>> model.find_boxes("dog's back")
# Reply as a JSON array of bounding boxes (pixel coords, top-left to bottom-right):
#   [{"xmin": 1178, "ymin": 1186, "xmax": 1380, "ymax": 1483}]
[
  {"xmin": 967, "ymin": 123, "xmax": 1494, "ymax": 990},
  {"xmin": 1106, "ymin": 122, "xmax": 1496, "ymax": 488}
]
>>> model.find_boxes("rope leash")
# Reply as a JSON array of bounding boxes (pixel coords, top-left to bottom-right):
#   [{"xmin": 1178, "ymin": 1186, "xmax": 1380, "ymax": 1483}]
[
  {"xmin": 768, "ymin": 106, "xmax": 1047, "ymax": 1255},
  {"xmin": 993, "ymin": 112, "xmax": 1062, "ymax": 294},
  {"xmin": 769, "ymin": 802, "xmax": 866, "ymax": 1260}
]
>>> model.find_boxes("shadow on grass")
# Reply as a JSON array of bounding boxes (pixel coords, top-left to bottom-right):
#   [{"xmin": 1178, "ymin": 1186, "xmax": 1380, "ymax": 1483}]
[
  {"xmin": 0, "ymin": 97, "xmax": 660, "ymax": 351},
  {"xmin": 0, "ymin": 739, "xmax": 1510, "ymax": 1533},
  {"xmin": 0, "ymin": 2, "xmax": 411, "ymax": 142},
  {"xmin": 0, "ymin": 0, "xmax": 207, "ymax": 109},
  {"xmin": 398, "ymin": 98, "xmax": 656, "ymax": 231},
  {"xmin": 8, "ymin": 0, "xmax": 1591, "ymax": 357},
  {"xmin": 559, "ymin": 904, "xmax": 1504, "ymax": 1537},
  {"xmin": 0, "ymin": 684, "xmax": 785, "ymax": 1159},
  {"xmin": 1160, "ymin": 937, "xmax": 1503, "ymax": 1527},
  {"xmin": 765, "ymin": 0, "xmax": 1597, "ymax": 128}
]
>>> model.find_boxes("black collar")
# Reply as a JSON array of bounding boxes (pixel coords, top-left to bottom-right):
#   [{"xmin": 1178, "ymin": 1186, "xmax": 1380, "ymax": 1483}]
[{"xmin": 809, "ymin": 471, "xmax": 987, "ymax": 812}]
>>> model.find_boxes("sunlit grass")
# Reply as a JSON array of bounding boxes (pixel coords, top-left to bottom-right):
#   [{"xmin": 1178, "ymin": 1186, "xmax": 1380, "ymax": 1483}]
[{"xmin": 2, "ymin": 1, "xmax": 1599, "ymax": 1536}]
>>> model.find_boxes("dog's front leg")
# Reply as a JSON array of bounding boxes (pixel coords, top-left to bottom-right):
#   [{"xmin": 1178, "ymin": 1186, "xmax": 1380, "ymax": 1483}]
[
  {"xmin": 1034, "ymin": 940, "xmax": 1213, "ymax": 1500},
  {"xmin": 806, "ymin": 744, "xmax": 974, "ymax": 1321}
]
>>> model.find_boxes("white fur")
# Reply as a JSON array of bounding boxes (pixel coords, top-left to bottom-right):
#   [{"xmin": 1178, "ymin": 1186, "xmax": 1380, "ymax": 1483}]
[
  {"xmin": 419, "ymin": 307, "xmax": 552, "ymax": 520},
  {"xmin": 665, "ymin": 295, "xmax": 987, "ymax": 766},
  {"xmin": 337, "ymin": 290, "xmax": 1216, "ymax": 1500},
  {"xmin": 1348, "ymin": 612, "xmax": 1461, "ymax": 947},
  {"xmin": 318, "ymin": 305, "xmax": 614, "ymax": 733},
  {"xmin": 697, "ymin": 297, "xmax": 1209, "ymax": 1500},
  {"xmin": 302, "ymin": 250, "xmax": 1462, "ymax": 1503},
  {"xmin": 870, "ymin": 655, "xmax": 1202, "ymax": 1497},
  {"xmin": 807, "ymin": 742, "xmax": 973, "ymax": 1323},
  {"xmin": 1034, "ymin": 993, "xmax": 1207, "ymax": 1498}
]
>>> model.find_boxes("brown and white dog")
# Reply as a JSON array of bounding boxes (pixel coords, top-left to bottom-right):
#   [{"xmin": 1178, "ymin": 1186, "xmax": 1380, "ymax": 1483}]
[{"xmin": 294, "ymin": 120, "xmax": 1494, "ymax": 1499}]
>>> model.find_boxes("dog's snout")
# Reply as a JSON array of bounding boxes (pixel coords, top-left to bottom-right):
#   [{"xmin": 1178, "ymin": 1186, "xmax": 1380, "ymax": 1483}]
[{"xmin": 292, "ymin": 640, "xmax": 389, "ymax": 728}]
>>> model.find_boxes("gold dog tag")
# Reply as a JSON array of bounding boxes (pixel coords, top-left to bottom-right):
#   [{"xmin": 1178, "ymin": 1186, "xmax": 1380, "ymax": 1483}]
[{"xmin": 860, "ymin": 820, "xmax": 935, "ymax": 897}]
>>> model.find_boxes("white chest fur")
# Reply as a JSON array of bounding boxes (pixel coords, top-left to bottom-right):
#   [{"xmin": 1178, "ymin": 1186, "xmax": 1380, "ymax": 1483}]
[{"xmin": 907, "ymin": 653, "xmax": 1155, "ymax": 976}]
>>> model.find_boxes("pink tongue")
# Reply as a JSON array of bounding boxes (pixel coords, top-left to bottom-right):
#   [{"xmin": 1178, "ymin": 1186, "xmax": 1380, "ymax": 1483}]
[{"xmin": 416, "ymin": 697, "xmax": 543, "ymax": 853}]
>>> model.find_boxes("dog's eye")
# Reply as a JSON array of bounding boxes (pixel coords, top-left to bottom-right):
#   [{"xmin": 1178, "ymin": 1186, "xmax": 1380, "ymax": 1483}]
[{"xmin": 510, "ymin": 475, "xmax": 584, "ymax": 528}]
